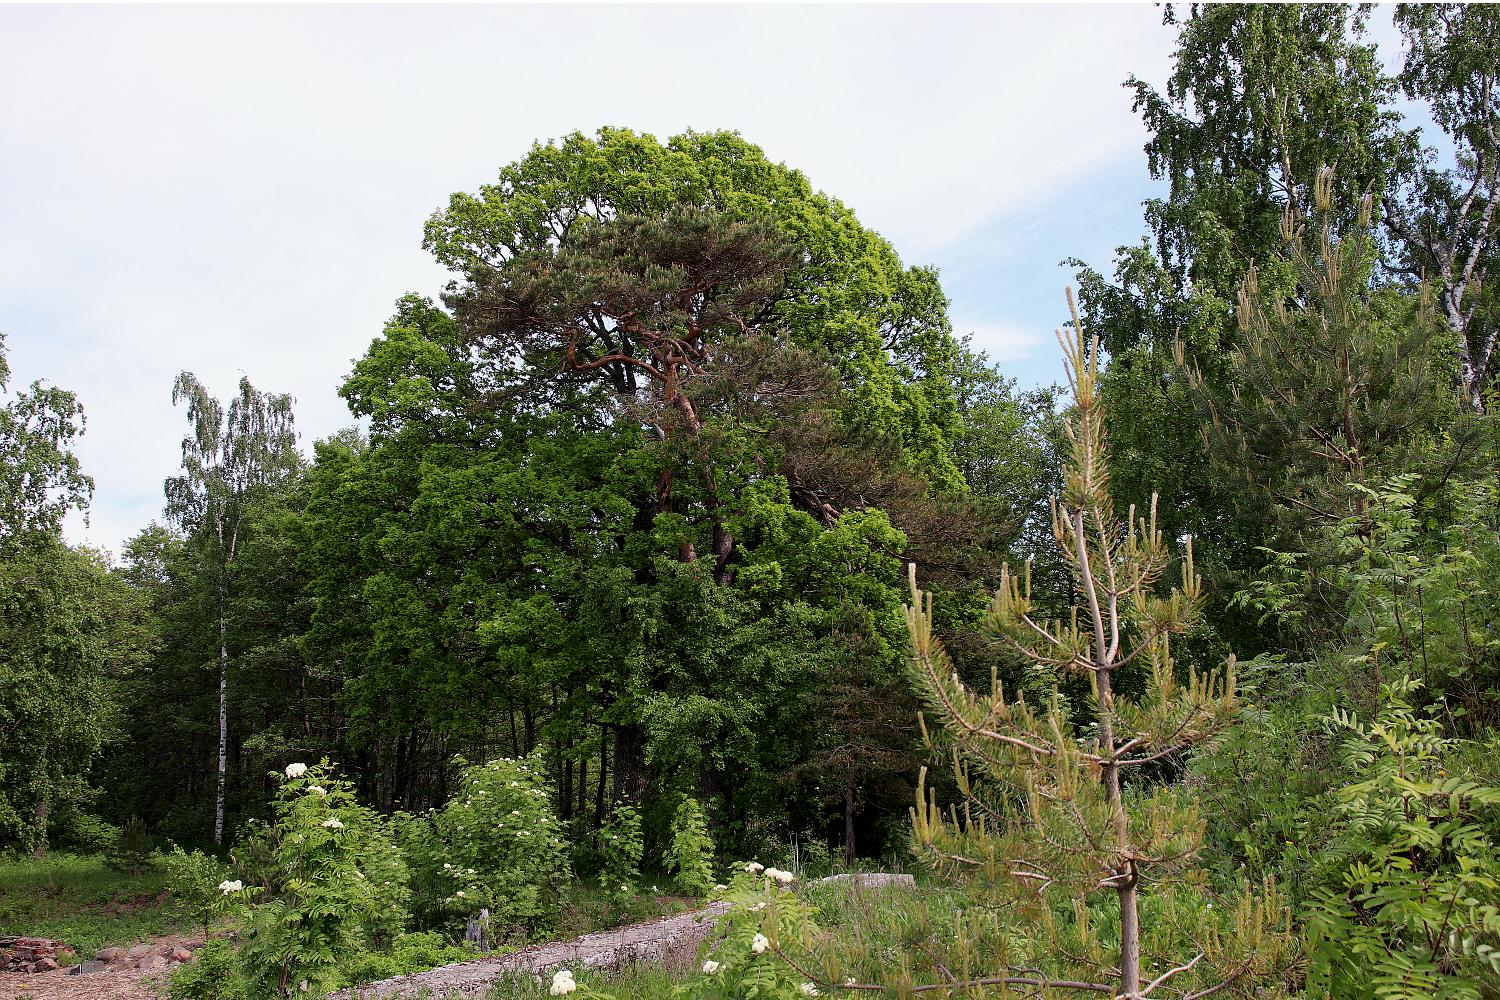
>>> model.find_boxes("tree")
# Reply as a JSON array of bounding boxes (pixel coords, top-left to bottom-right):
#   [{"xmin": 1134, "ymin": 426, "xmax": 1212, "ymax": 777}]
[
  {"xmin": 1388, "ymin": 4, "xmax": 1500, "ymax": 410},
  {"xmin": 0, "ymin": 332, "xmax": 93, "ymax": 552},
  {"xmin": 165, "ymin": 373, "xmax": 297, "ymax": 845},
  {"xmin": 1071, "ymin": 4, "xmax": 1423, "ymax": 655},
  {"xmin": 426, "ymin": 127, "xmax": 964, "ymax": 491},
  {"xmin": 450, "ymin": 205, "xmax": 802, "ymax": 581},
  {"xmin": 0, "ymin": 542, "xmax": 151, "ymax": 854},
  {"xmin": 903, "ymin": 292, "xmax": 1291, "ymax": 997},
  {"xmin": 1183, "ymin": 172, "xmax": 1469, "ymax": 545}
]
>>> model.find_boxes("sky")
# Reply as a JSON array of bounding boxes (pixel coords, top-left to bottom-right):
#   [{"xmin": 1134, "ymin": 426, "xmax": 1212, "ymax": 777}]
[{"xmin": 5, "ymin": 4, "xmax": 1184, "ymax": 555}]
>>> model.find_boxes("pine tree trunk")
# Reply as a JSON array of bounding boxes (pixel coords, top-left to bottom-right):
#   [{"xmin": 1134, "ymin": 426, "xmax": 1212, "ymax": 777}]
[
  {"xmin": 844, "ymin": 774, "xmax": 857, "ymax": 866},
  {"xmin": 1077, "ymin": 508, "xmax": 1141, "ymax": 996}
]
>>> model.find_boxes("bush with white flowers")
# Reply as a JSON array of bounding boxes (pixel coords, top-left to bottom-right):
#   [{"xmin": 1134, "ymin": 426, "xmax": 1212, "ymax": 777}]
[
  {"xmin": 430, "ymin": 752, "xmax": 571, "ymax": 939},
  {"xmin": 235, "ymin": 759, "xmax": 407, "ymax": 999},
  {"xmin": 598, "ymin": 803, "xmax": 644, "ymax": 899},
  {"xmin": 683, "ymin": 861, "xmax": 822, "ymax": 1000}
]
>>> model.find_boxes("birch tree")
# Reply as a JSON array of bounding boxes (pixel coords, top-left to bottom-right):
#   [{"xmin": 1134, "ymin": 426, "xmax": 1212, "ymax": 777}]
[{"xmin": 165, "ymin": 373, "xmax": 296, "ymax": 845}]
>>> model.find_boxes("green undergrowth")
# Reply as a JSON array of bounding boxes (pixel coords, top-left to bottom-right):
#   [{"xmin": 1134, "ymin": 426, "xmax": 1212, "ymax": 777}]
[
  {"xmin": 0, "ymin": 851, "xmax": 192, "ymax": 956},
  {"xmin": 484, "ymin": 963, "xmax": 686, "ymax": 999}
]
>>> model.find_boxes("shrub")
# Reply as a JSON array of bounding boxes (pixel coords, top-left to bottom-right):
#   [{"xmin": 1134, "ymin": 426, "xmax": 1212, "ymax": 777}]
[
  {"xmin": 429, "ymin": 753, "xmax": 571, "ymax": 940},
  {"xmin": 1306, "ymin": 677, "xmax": 1500, "ymax": 999},
  {"xmin": 163, "ymin": 938, "xmax": 248, "ymax": 1000},
  {"xmin": 50, "ymin": 807, "xmax": 119, "ymax": 854},
  {"xmin": 334, "ymin": 931, "xmax": 477, "ymax": 988},
  {"xmin": 666, "ymin": 797, "xmax": 715, "ymax": 896},
  {"xmin": 163, "ymin": 845, "xmax": 234, "ymax": 937},
  {"xmin": 687, "ymin": 862, "xmax": 819, "ymax": 1000},
  {"xmin": 598, "ymin": 804, "xmax": 644, "ymax": 898},
  {"xmin": 234, "ymin": 759, "xmax": 391, "ymax": 999},
  {"xmin": 104, "ymin": 816, "xmax": 154, "ymax": 876}
]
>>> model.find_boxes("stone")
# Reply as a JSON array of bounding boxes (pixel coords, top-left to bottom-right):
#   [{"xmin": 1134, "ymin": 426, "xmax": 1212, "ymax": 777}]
[
  {"xmin": 126, "ymin": 943, "xmax": 152, "ymax": 960},
  {"xmin": 95, "ymin": 947, "xmax": 124, "ymax": 962},
  {"xmin": 170, "ymin": 946, "xmax": 193, "ymax": 962},
  {"xmin": 71, "ymin": 959, "xmax": 110, "ymax": 975},
  {"xmin": 136, "ymin": 954, "xmax": 168, "ymax": 971},
  {"xmin": 35, "ymin": 957, "xmax": 58, "ymax": 971}
]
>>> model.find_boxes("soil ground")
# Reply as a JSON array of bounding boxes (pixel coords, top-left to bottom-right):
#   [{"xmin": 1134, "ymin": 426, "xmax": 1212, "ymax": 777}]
[{"xmin": 0, "ymin": 932, "xmax": 199, "ymax": 1000}]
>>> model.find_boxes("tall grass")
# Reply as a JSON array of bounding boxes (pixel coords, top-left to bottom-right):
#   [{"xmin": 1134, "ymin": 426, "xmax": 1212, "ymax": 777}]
[{"xmin": 0, "ymin": 851, "xmax": 194, "ymax": 956}]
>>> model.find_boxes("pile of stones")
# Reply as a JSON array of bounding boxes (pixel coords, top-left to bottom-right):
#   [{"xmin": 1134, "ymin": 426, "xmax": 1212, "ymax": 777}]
[
  {"xmin": 0, "ymin": 937, "xmax": 74, "ymax": 973},
  {"xmin": 73, "ymin": 941, "xmax": 197, "ymax": 976}
]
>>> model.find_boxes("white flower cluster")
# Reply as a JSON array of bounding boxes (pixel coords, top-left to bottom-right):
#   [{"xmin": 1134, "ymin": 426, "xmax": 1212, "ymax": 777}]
[
  {"xmin": 701, "ymin": 960, "xmax": 721, "ymax": 974},
  {"xmin": 285, "ymin": 762, "xmax": 308, "ymax": 778},
  {"xmin": 751, "ymin": 933, "xmax": 769, "ymax": 954},
  {"xmin": 800, "ymin": 985, "xmax": 820, "ymax": 997},
  {"xmin": 218, "ymin": 879, "xmax": 244, "ymax": 895},
  {"xmin": 321, "ymin": 817, "xmax": 344, "ymax": 829},
  {"xmin": 549, "ymin": 969, "xmax": 577, "ymax": 995},
  {"xmin": 764, "ymin": 867, "xmax": 795, "ymax": 886},
  {"xmin": 743, "ymin": 861, "xmax": 765, "ymax": 874},
  {"xmin": 307, "ymin": 785, "xmax": 327, "ymax": 797}
]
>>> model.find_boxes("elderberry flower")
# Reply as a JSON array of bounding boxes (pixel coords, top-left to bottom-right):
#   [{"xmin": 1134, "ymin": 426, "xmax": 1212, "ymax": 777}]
[
  {"xmin": 307, "ymin": 785, "xmax": 327, "ymax": 796},
  {"xmin": 321, "ymin": 817, "xmax": 344, "ymax": 829},
  {"xmin": 800, "ymin": 984, "xmax": 820, "ymax": 997},
  {"xmin": 549, "ymin": 970, "xmax": 577, "ymax": 995},
  {"xmin": 218, "ymin": 879, "xmax": 243, "ymax": 894},
  {"xmin": 285, "ymin": 762, "xmax": 308, "ymax": 778},
  {"xmin": 701, "ymin": 960, "xmax": 720, "ymax": 974},
  {"xmin": 751, "ymin": 933, "xmax": 769, "ymax": 954},
  {"xmin": 744, "ymin": 861, "xmax": 764, "ymax": 874}
]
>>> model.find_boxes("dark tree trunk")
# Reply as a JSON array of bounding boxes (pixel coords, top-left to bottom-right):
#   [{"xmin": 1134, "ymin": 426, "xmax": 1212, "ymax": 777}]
[{"xmin": 844, "ymin": 774, "xmax": 857, "ymax": 867}]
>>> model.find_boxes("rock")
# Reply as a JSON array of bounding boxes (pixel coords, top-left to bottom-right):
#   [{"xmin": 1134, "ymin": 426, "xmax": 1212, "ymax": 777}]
[
  {"xmin": 813, "ymin": 872, "xmax": 917, "ymax": 891},
  {"xmin": 35, "ymin": 957, "xmax": 58, "ymax": 971},
  {"xmin": 95, "ymin": 946, "xmax": 124, "ymax": 962},
  {"xmin": 126, "ymin": 943, "xmax": 153, "ymax": 960},
  {"xmin": 71, "ymin": 959, "xmax": 110, "ymax": 975},
  {"xmin": 170, "ymin": 946, "xmax": 193, "ymax": 962},
  {"xmin": 136, "ymin": 954, "xmax": 168, "ymax": 971}
]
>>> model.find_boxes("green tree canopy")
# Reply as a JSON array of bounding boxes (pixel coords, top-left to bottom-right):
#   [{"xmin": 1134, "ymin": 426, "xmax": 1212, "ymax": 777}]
[{"xmin": 424, "ymin": 128, "xmax": 964, "ymax": 490}]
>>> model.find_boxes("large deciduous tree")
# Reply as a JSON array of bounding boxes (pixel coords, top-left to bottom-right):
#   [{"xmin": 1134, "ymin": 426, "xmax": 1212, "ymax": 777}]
[
  {"xmin": 0, "ymin": 334, "xmax": 148, "ymax": 854},
  {"xmin": 0, "ymin": 332, "xmax": 93, "ymax": 552},
  {"xmin": 165, "ymin": 373, "xmax": 297, "ymax": 846}
]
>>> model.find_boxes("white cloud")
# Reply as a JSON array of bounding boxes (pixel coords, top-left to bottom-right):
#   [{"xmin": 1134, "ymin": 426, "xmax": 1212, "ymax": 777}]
[
  {"xmin": 0, "ymin": 4, "xmax": 1174, "ymax": 553},
  {"xmin": 954, "ymin": 319, "xmax": 1051, "ymax": 366}
]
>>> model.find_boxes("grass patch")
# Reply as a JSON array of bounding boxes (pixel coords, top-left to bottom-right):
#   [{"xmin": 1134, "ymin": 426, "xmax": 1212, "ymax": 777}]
[
  {"xmin": 0, "ymin": 851, "xmax": 193, "ymax": 955},
  {"xmin": 556, "ymin": 882, "xmax": 699, "ymax": 941},
  {"xmin": 484, "ymin": 963, "xmax": 688, "ymax": 999}
]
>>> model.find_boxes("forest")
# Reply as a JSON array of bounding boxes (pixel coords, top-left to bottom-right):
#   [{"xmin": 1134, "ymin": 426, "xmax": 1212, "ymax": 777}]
[{"xmin": 2, "ymin": 5, "xmax": 1499, "ymax": 999}]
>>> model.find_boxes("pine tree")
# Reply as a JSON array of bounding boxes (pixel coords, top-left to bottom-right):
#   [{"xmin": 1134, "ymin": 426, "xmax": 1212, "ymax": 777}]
[
  {"xmin": 903, "ymin": 292, "xmax": 1292, "ymax": 997},
  {"xmin": 1181, "ymin": 168, "xmax": 1469, "ymax": 544}
]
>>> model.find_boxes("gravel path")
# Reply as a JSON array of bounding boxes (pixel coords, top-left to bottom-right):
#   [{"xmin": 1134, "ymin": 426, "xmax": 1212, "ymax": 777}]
[
  {"xmin": 335, "ymin": 873, "xmax": 914, "ymax": 1000},
  {"xmin": 335, "ymin": 903, "xmax": 730, "ymax": 999}
]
